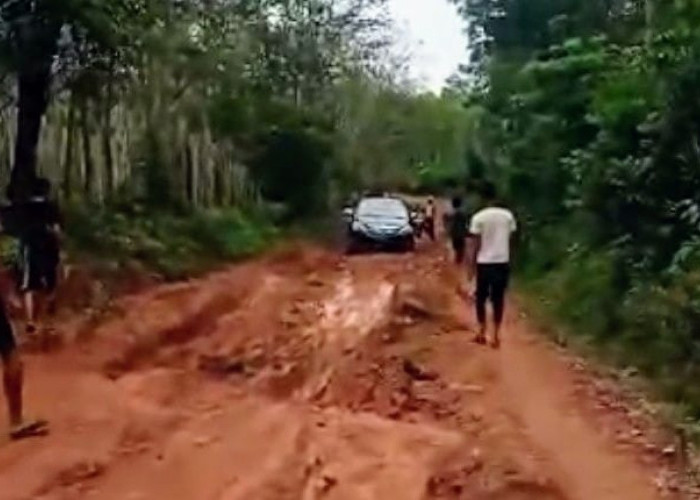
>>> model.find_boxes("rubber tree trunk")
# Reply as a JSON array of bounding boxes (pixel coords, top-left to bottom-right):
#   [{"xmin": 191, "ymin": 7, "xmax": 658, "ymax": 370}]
[
  {"xmin": 80, "ymin": 98, "xmax": 94, "ymax": 201},
  {"xmin": 645, "ymin": 0, "xmax": 655, "ymax": 46},
  {"xmin": 63, "ymin": 92, "xmax": 77, "ymax": 200},
  {"xmin": 9, "ymin": 66, "xmax": 52, "ymax": 201},
  {"xmin": 102, "ymin": 58, "xmax": 115, "ymax": 197}
]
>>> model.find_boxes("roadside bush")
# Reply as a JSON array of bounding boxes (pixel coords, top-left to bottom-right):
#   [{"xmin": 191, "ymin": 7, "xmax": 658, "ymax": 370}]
[
  {"xmin": 523, "ymin": 252, "xmax": 700, "ymax": 417},
  {"xmin": 619, "ymin": 274, "xmax": 700, "ymax": 416},
  {"xmin": 524, "ymin": 250, "xmax": 619, "ymax": 338},
  {"xmin": 65, "ymin": 204, "xmax": 278, "ymax": 279}
]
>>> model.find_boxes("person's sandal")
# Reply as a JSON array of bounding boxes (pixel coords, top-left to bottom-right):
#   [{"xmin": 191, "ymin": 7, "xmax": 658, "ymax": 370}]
[{"xmin": 9, "ymin": 419, "xmax": 49, "ymax": 440}]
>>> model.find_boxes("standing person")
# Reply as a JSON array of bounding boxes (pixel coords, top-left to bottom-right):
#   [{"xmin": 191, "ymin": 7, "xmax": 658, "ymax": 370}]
[
  {"xmin": 423, "ymin": 197, "xmax": 436, "ymax": 241},
  {"xmin": 468, "ymin": 182, "xmax": 517, "ymax": 349},
  {"xmin": 19, "ymin": 178, "xmax": 62, "ymax": 336},
  {"xmin": 446, "ymin": 196, "xmax": 469, "ymax": 264},
  {"xmin": 0, "ymin": 297, "xmax": 48, "ymax": 439},
  {"xmin": 0, "ymin": 208, "xmax": 48, "ymax": 440}
]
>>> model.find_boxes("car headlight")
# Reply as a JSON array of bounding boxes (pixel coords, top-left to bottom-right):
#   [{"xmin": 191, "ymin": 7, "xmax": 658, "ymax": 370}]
[{"xmin": 399, "ymin": 225, "xmax": 413, "ymax": 235}]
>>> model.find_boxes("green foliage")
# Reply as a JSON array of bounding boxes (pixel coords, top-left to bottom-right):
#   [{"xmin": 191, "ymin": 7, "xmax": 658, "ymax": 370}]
[
  {"xmin": 333, "ymin": 80, "xmax": 471, "ymax": 194},
  {"xmin": 252, "ymin": 122, "xmax": 332, "ymax": 218},
  {"xmin": 451, "ymin": 0, "xmax": 700, "ymax": 416},
  {"xmin": 65, "ymin": 204, "xmax": 277, "ymax": 280},
  {"xmin": 0, "ymin": 0, "xmax": 469, "ymax": 217}
]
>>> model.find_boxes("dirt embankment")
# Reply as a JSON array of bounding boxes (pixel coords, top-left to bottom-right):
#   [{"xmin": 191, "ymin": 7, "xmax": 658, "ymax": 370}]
[{"xmin": 0, "ymin": 241, "xmax": 692, "ymax": 499}]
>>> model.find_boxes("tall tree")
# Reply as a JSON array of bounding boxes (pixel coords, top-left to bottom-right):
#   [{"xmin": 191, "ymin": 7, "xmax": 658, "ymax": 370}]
[{"xmin": 0, "ymin": 0, "xmax": 149, "ymax": 200}]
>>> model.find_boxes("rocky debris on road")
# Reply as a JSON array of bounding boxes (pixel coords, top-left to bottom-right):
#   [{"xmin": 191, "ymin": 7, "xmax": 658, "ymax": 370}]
[
  {"xmin": 391, "ymin": 280, "xmax": 452, "ymax": 321},
  {"xmin": 306, "ymin": 272, "xmax": 327, "ymax": 288},
  {"xmin": 4, "ymin": 243, "xmax": 695, "ymax": 500},
  {"xmin": 403, "ymin": 358, "xmax": 439, "ymax": 381},
  {"xmin": 34, "ymin": 459, "xmax": 107, "ymax": 498},
  {"xmin": 425, "ymin": 450, "xmax": 484, "ymax": 498},
  {"xmin": 197, "ymin": 354, "xmax": 246, "ymax": 376}
]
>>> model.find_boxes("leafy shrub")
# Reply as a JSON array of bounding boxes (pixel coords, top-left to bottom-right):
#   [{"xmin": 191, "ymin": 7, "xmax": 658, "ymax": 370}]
[{"xmin": 65, "ymin": 204, "xmax": 277, "ymax": 280}]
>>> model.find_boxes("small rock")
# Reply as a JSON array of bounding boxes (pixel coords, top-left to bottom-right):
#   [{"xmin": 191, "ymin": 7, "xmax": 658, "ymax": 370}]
[
  {"xmin": 318, "ymin": 475, "xmax": 337, "ymax": 493},
  {"xmin": 306, "ymin": 274, "xmax": 325, "ymax": 287},
  {"xmin": 459, "ymin": 384, "xmax": 485, "ymax": 394},
  {"xmin": 280, "ymin": 312, "xmax": 300, "ymax": 328},
  {"xmin": 662, "ymin": 445, "xmax": 676, "ymax": 457},
  {"xmin": 643, "ymin": 443, "xmax": 658, "ymax": 454},
  {"xmin": 398, "ymin": 297, "xmax": 433, "ymax": 319},
  {"xmin": 193, "ymin": 436, "xmax": 216, "ymax": 447},
  {"xmin": 615, "ymin": 432, "xmax": 631, "ymax": 445},
  {"xmin": 403, "ymin": 359, "xmax": 438, "ymax": 381},
  {"xmin": 198, "ymin": 355, "xmax": 245, "ymax": 376}
]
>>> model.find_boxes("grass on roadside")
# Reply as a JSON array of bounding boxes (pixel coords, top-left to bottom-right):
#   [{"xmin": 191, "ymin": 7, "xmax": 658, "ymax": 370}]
[
  {"xmin": 62, "ymin": 204, "xmax": 279, "ymax": 280},
  {"xmin": 518, "ymin": 250, "xmax": 700, "ymax": 441}
]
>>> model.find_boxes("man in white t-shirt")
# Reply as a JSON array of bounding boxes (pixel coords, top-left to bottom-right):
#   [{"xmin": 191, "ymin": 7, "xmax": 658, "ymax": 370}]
[{"xmin": 468, "ymin": 182, "xmax": 517, "ymax": 349}]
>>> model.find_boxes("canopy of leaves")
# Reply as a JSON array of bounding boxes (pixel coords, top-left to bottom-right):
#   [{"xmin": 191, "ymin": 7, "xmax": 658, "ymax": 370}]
[
  {"xmin": 450, "ymin": 0, "xmax": 700, "ymax": 414},
  {"xmin": 0, "ymin": 0, "xmax": 469, "ymax": 210}
]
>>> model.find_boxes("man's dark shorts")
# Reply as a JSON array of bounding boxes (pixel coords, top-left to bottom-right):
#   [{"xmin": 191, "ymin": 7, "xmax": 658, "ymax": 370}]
[
  {"xmin": 0, "ymin": 300, "xmax": 16, "ymax": 360},
  {"xmin": 20, "ymin": 242, "xmax": 59, "ymax": 293},
  {"xmin": 451, "ymin": 237, "xmax": 466, "ymax": 263}
]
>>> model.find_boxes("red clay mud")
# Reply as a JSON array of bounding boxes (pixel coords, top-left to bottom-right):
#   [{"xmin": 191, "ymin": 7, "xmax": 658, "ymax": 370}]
[{"xmin": 0, "ymin": 242, "xmax": 690, "ymax": 499}]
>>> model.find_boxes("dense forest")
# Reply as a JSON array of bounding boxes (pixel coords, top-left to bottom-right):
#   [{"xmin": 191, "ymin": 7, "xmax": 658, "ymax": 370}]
[
  {"xmin": 449, "ymin": 0, "xmax": 700, "ymax": 416},
  {"xmin": 0, "ymin": 0, "xmax": 469, "ymax": 273},
  {"xmin": 0, "ymin": 0, "xmax": 469, "ymax": 211}
]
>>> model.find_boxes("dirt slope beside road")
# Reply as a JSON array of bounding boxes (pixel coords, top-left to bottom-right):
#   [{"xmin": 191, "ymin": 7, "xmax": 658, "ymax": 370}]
[{"xmin": 0, "ymin": 242, "xmax": 688, "ymax": 499}]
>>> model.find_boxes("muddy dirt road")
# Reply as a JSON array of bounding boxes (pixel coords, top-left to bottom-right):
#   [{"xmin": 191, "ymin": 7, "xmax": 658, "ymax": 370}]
[{"xmin": 0, "ymin": 241, "xmax": 690, "ymax": 499}]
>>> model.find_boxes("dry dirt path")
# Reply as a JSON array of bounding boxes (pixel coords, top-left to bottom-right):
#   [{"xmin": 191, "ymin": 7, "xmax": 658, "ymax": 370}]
[{"xmin": 0, "ymin": 241, "xmax": 689, "ymax": 499}]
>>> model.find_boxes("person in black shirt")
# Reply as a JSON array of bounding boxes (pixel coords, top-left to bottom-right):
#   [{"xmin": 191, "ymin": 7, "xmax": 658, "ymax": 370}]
[
  {"xmin": 0, "ymin": 209, "xmax": 49, "ymax": 439},
  {"xmin": 446, "ymin": 196, "xmax": 469, "ymax": 264},
  {"xmin": 19, "ymin": 178, "xmax": 62, "ymax": 335}
]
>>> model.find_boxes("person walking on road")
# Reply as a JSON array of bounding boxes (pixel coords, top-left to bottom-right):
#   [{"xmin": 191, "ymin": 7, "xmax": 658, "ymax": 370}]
[
  {"xmin": 446, "ymin": 196, "xmax": 469, "ymax": 264},
  {"xmin": 468, "ymin": 182, "xmax": 517, "ymax": 349},
  {"xmin": 18, "ymin": 178, "xmax": 62, "ymax": 337},
  {"xmin": 0, "ymin": 297, "xmax": 48, "ymax": 440},
  {"xmin": 0, "ymin": 206, "xmax": 49, "ymax": 440},
  {"xmin": 423, "ymin": 197, "xmax": 436, "ymax": 241}
]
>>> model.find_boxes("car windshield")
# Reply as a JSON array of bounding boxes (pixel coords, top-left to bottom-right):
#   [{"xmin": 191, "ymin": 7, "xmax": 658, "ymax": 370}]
[{"xmin": 356, "ymin": 198, "xmax": 408, "ymax": 221}]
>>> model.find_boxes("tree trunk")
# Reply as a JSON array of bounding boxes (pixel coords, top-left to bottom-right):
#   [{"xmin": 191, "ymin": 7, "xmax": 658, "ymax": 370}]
[
  {"xmin": 645, "ymin": 0, "xmax": 655, "ymax": 46},
  {"xmin": 102, "ymin": 59, "xmax": 115, "ymax": 197},
  {"xmin": 185, "ymin": 143, "xmax": 194, "ymax": 205},
  {"xmin": 63, "ymin": 92, "xmax": 76, "ymax": 200},
  {"xmin": 187, "ymin": 138, "xmax": 200, "ymax": 208},
  {"xmin": 80, "ymin": 99, "xmax": 94, "ymax": 200},
  {"xmin": 214, "ymin": 162, "xmax": 224, "ymax": 205},
  {"xmin": 9, "ymin": 66, "xmax": 52, "ymax": 201}
]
